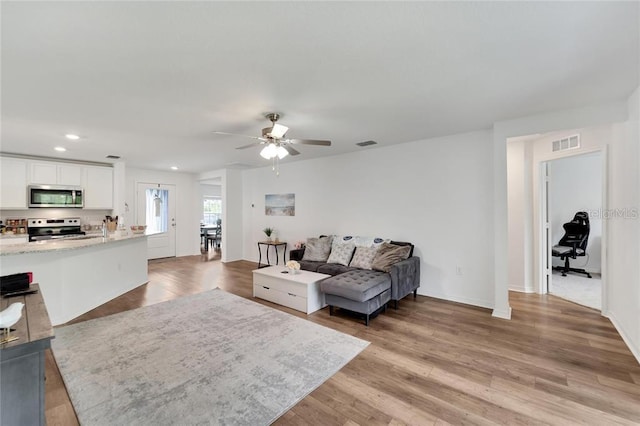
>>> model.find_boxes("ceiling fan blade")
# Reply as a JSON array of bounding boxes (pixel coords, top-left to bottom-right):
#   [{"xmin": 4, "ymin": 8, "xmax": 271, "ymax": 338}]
[
  {"xmin": 213, "ymin": 131, "xmax": 265, "ymax": 141},
  {"xmin": 287, "ymin": 139, "xmax": 332, "ymax": 146},
  {"xmin": 282, "ymin": 145, "xmax": 300, "ymax": 156},
  {"xmin": 235, "ymin": 142, "xmax": 263, "ymax": 150},
  {"xmin": 270, "ymin": 123, "xmax": 289, "ymax": 139}
]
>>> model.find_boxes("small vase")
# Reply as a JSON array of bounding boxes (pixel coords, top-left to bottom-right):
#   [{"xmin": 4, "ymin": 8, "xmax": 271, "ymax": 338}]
[{"xmin": 289, "ymin": 268, "xmax": 299, "ymax": 275}]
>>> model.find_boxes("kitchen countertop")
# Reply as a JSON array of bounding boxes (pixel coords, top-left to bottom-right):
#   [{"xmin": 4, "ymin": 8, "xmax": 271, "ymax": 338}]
[
  {"xmin": 0, "ymin": 233, "xmax": 29, "ymax": 239},
  {"xmin": 0, "ymin": 231, "xmax": 157, "ymax": 256}
]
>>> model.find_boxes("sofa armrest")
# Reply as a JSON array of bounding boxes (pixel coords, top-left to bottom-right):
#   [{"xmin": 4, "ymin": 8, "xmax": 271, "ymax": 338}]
[{"xmin": 388, "ymin": 256, "xmax": 420, "ymax": 302}]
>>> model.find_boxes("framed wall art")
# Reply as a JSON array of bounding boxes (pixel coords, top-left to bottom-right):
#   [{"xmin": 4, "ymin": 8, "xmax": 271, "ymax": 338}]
[{"xmin": 265, "ymin": 193, "xmax": 295, "ymax": 216}]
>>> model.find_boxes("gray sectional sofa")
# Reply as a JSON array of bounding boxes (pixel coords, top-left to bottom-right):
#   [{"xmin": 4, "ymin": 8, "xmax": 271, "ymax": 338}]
[{"xmin": 290, "ymin": 235, "xmax": 420, "ymax": 325}]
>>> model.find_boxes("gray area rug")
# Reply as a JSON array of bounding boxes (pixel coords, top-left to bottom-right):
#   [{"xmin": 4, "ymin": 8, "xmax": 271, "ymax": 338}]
[{"xmin": 52, "ymin": 289, "xmax": 369, "ymax": 425}]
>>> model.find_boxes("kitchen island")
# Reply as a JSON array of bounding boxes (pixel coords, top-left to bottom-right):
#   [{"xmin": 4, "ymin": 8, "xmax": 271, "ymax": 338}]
[{"xmin": 0, "ymin": 233, "xmax": 151, "ymax": 325}]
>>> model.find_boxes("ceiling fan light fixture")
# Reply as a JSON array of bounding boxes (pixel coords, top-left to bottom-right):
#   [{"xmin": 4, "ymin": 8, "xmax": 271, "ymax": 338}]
[
  {"xmin": 260, "ymin": 143, "xmax": 277, "ymax": 159},
  {"xmin": 276, "ymin": 146, "xmax": 289, "ymax": 159}
]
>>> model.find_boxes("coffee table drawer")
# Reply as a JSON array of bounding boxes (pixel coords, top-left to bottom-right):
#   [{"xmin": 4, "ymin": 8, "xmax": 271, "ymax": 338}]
[
  {"xmin": 252, "ymin": 266, "xmax": 329, "ymax": 314},
  {"xmin": 254, "ymin": 284, "xmax": 308, "ymax": 312},
  {"xmin": 253, "ymin": 274, "xmax": 307, "ymax": 297}
]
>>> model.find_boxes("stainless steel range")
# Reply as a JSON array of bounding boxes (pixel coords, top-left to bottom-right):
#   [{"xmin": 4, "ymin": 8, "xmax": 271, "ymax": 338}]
[{"xmin": 27, "ymin": 218, "xmax": 86, "ymax": 242}]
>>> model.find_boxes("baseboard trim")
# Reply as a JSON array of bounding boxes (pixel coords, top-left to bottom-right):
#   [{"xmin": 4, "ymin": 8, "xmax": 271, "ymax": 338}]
[
  {"xmin": 509, "ymin": 286, "xmax": 536, "ymax": 294},
  {"xmin": 418, "ymin": 290, "xmax": 493, "ymax": 311},
  {"xmin": 492, "ymin": 307, "xmax": 512, "ymax": 320},
  {"xmin": 418, "ymin": 288, "xmax": 493, "ymax": 309},
  {"xmin": 606, "ymin": 312, "xmax": 640, "ymax": 365}
]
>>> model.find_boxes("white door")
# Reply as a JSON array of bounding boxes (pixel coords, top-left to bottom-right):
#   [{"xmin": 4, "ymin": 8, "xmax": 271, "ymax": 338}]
[{"xmin": 136, "ymin": 183, "xmax": 176, "ymax": 259}]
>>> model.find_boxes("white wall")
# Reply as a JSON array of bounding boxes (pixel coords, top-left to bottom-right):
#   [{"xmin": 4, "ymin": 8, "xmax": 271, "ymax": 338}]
[
  {"xmin": 198, "ymin": 169, "xmax": 244, "ymax": 263},
  {"xmin": 549, "ymin": 152, "xmax": 602, "ymax": 273},
  {"xmin": 507, "ymin": 140, "xmax": 533, "ymax": 292},
  {"xmin": 508, "ymin": 128, "xmax": 606, "ymax": 291},
  {"xmin": 530, "ymin": 126, "xmax": 609, "ymax": 292},
  {"xmin": 125, "ymin": 167, "xmax": 200, "ymax": 257},
  {"xmin": 222, "ymin": 169, "xmax": 243, "ymax": 262},
  {"xmin": 495, "ymin": 100, "xmax": 627, "ymax": 318},
  {"xmin": 201, "ymin": 184, "xmax": 221, "ymax": 198},
  {"xmin": 607, "ymin": 86, "xmax": 640, "ymax": 362},
  {"xmin": 242, "ymin": 130, "xmax": 496, "ymax": 309},
  {"xmin": 499, "ymin": 93, "xmax": 639, "ymax": 363}
]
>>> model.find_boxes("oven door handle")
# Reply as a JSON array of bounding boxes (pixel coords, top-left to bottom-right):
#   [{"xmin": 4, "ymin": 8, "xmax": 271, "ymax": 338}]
[{"xmin": 31, "ymin": 235, "xmax": 67, "ymax": 241}]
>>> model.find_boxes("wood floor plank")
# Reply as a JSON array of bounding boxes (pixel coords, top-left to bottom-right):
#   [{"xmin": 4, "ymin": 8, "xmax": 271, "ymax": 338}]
[
  {"xmin": 305, "ymin": 379, "xmax": 392, "ymax": 426},
  {"xmin": 331, "ymin": 371, "xmax": 440, "ymax": 426},
  {"xmin": 491, "ymin": 376, "xmax": 637, "ymax": 425},
  {"xmin": 44, "ymin": 254, "xmax": 640, "ymax": 425}
]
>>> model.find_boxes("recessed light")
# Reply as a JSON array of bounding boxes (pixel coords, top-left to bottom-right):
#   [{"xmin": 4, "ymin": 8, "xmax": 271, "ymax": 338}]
[
  {"xmin": 54, "ymin": 146, "xmax": 67, "ymax": 152},
  {"xmin": 170, "ymin": 166, "xmax": 179, "ymax": 170},
  {"xmin": 65, "ymin": 134, "xmax": 80, "ymax": 140}
]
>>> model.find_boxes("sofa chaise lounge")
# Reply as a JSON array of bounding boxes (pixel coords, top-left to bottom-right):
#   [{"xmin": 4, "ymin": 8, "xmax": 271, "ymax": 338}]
[{"xmin": 290, "ymin": 235, "xmax": 420, "ymax": 325}]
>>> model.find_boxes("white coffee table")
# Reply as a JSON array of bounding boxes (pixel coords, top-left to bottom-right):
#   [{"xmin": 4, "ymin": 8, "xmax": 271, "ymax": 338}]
[{"xmin": 252, "ymin": 266, "xmax": 331, "ymax": 314}]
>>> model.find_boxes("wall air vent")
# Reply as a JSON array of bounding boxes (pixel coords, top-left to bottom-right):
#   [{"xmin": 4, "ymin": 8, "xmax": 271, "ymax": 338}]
[
  {"xmin": 551, "ymin": 134, "xmax": 580, "ymax": 152},
  {"xmin": 356, "ymin": 140, "xmax": 378, "ymax": 147},
  {"xmin": 105, "ymin": 155, "xmax": 121, "ymax": 159}
]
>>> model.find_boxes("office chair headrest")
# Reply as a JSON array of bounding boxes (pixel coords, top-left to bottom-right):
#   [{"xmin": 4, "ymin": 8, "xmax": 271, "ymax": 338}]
[{"xmin": 560, "ymin": 211, "xmax": 590, "ymax": 250}]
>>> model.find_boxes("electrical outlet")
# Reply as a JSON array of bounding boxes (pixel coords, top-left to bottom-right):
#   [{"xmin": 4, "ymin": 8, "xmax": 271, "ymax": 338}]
[{"xmin": 456, "ymin": 266, "xmax": 463, "ymax": 275}]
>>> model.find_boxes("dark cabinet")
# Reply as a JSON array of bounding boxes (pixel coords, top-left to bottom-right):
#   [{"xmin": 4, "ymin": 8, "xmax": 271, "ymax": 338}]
[{"xmin": 1, "ymin": 284, "xmax": 54, "ymax": 426}]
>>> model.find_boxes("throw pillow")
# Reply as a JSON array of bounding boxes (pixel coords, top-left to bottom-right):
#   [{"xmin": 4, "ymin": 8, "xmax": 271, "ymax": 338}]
[
  {"xmin": 354, "ymin": 236, "xmax": 390, "ymax": 248},
  {"xmin": 333, "ymin": 235, "xmax": 355, "ymax": 245},
  {"xmin": 371, "ymin": 242, "xmax": 412, "ymax": 272},
  {"xmin": 301, "ymin": 236, "xmax": 333, "ymax": 262},
  {"xmin": 327, "ymin": 242, "xmax": 356, "ymax": 266},
  {"xmin": 349, "ymin": 246, "xmax": 380, "ymax": 270}
]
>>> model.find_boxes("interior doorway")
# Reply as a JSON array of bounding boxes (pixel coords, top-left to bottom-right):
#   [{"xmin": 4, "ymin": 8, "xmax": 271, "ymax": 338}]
[
  {"xmin": 136, "ymin": 182, "xmax": 176, "ymax": 259},
  {"xmin": 543, "ymin": 152, "xmax": 603, "ymax": 310}
]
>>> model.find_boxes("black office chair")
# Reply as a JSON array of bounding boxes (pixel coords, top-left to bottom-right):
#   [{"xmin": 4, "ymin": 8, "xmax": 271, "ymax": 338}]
[{"xmin": 552, "ymin": 211, "xmax": 592, "ymax": 278}]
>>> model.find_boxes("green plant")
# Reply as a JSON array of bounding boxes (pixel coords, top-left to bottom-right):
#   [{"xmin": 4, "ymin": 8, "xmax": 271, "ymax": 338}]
[{"xmin": 263, "ymin": 227, "xmax": 274, "ymax": 237}]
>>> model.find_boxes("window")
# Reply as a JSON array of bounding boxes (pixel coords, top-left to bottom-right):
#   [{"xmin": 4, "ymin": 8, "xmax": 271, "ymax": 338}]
[
  {"xmin": 203, "ymin": 197, "xmax": 222, "ymax": 225},
  {"xmin": 146, "ymin": 189, "xmax": 168, "ymax": 233}
]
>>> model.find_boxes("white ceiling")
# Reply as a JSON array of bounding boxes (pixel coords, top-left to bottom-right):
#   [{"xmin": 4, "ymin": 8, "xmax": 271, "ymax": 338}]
[{"xmin": 1, "ymin": 2, "xmax": 638, "ymax": 173}]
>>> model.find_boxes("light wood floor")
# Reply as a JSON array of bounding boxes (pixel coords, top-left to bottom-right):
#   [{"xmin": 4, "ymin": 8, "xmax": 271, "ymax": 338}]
[{"xmin": 45, "ymin": 253, "xmax": 640, "ymax": 425}]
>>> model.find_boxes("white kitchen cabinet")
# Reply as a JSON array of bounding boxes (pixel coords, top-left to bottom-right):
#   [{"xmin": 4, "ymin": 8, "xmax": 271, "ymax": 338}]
[
  {"xmin": 29, "ymin": 161, "xmax": 83, "ymax": 186},
  {"xmin": 1, "ymin": 157, "xmax": 113, "ymax": 210},
  {"xmin": 57, "ymin": 164, "xmax": 83, "ymax": 186},
  {"xmin": 30, "ymin": 162, "xmax": 57, "ymax": 184},
  {"xmin": 84, "ymin": 166, "xmax": 113, "ymax": 209},
  {"xmin": 0, "ymin": 158, "xmax": 28, "ymax": 209}
]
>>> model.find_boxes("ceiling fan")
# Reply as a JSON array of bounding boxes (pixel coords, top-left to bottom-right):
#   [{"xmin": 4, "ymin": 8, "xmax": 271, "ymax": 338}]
[{"xmin": 213, "ymin": 113, "xmax": 331, "ymax": 160}]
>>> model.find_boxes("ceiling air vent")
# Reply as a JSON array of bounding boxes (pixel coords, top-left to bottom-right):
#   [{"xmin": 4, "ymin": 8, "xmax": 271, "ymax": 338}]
[
  {"xmin": 356, "ymin": 140, "xmax": 377, "ymax": 147},
  {"xmin": 106, "ymin": 155, "xmax": 121, "ymax": 159},
  {"xmin": 552, "ymin": 135, "xmax": 580, "ymax": 152}
]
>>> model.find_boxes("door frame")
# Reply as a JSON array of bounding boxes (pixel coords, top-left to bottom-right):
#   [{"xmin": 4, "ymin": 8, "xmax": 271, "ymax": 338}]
[
  {"xmin": 135, "ymin": 181, "xmax": 177, "ymax": 259},
  {"xmin": 536, "ymin": 146, "xmax": 608, "ymax": 312}
]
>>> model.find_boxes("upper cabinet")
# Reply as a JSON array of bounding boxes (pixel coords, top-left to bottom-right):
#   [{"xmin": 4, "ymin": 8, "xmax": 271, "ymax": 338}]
[
  {"xmin": 29, "ymin": 161, "xmax": 83, "ymax": 186},
  {"xmin": 84, "ymin": 166, "xmax": 114, "ymax": 210},
  {"xmin": 0, "ymin": 157, "xmax": 113, "ymax": 210},
  {"xmin": 0, "ymin": 158, "xmax": 28, "ymax": 209}
]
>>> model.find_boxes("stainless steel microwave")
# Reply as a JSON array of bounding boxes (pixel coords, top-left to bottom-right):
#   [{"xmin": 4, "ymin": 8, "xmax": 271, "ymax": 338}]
[{"xmin": 28, "ymin": 185, "xmax": 84, "ymax": 208}]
